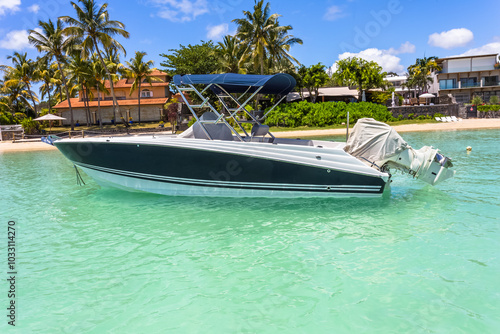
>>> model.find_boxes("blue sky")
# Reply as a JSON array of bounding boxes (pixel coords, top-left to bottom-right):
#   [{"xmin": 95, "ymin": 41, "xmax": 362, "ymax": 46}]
[{"xmin": 1, "ymin": 0, "xmax": 500, "ymax": 76}]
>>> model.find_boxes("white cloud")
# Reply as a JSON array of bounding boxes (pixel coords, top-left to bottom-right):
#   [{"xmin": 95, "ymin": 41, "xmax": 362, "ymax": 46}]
[
  {"xmin": 323, "ymin": 5, "xmax": 344, "ymax": 21},
  {"xmin": 0, "ymin": 30, "xmax": 32, "ymax": 50},
  {"xmin": 331, "ymin": 43, "xmax": 416, "ymax": 74},
  {"xmin": 28, "ymin": 4, "xmax": 40, "ymax": 13},
  {"xmin": 0, "ymin": 0, "xmax": 21, "ymax": 16},
  {"xmin": 388, "ymin": 41, "xmax": 415, "ymax": 55},
  {"xmin": 155, "ymin": 0, "xmax": 208, "ymax": 22},
  {"xmin": 331, "ymin": 48, "xmax": 406, "ymax": 74},
  {"xmin": 206, "ymin": 23, "xmax": 228, "ymax": 41},
  {"xmin": 456, "ymin": 42, "xmax": 500, "ymax": 57},
  {"xmin": 428, "ymin": 28, "xmax": 473, "ymax": 49}
]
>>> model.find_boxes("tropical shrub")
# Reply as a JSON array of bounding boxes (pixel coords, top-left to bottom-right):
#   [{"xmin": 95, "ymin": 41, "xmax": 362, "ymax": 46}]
[
  {"xmin": 21, "ymin": 117, "xmax": 39, "ymax": 134},
  {"xmin": 471, "ymin": 95, "xmax": 483, "ymax": 106},
  {"xmin": 14, "ymin": 112, "xmax": 27, "ymax": 120},
  {"xmin": 369, "ymin": 91, "xmax": 400, "ymax": 105},
  {"xmin": 489, "ymin": 95, "xmax": 499, "ymax": 105},
  {"xmin": 265, "ymin": 100, "xmax": 312, "ymax": 127},
  {"xmin": 0, "ymin": 112, "xmax": 16, "ymax": 125},
  {"xmin": 264, "ymin": 101, "xmax": 393, "ymax": 127}
]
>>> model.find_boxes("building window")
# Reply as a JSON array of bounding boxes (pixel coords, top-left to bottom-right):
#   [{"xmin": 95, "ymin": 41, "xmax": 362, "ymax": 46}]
[
  {"xmin": 141, "ymin": 89, "xmax": 153, "ymax": 98},
  {"xmin": 460, "ymin": 77, "xmax": 478, "ymax": 88},
  {"xmin": 439, "ymin": 79, "xmax": 456, "ymax": 89},
  {"xmin": 483, "ymin": 91, "xmax": 500, "ymax": 102},
  {"xmin": 483, "ymin": 76, "xmax": 499, "ymax": 87},
  {"xmin": 453, "ymin": 93, "xmax": 470, "ymax": 104}
]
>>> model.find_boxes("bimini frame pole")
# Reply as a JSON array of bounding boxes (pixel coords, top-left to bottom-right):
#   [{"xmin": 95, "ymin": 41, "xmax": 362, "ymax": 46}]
[
  {"xmin": 262, "ymin": 95, "xmax": 287, "ymax": 119},
  {"xmin": 214, "ymin": 84, "xmax": 264, "ymax": 123},
  {"xmin": 179, "ymin": 84, "xmax": 245, "ymax": 142},
  {"xmin": 176, "ymin": 86, "xmax": 212, "ymax": 140}
]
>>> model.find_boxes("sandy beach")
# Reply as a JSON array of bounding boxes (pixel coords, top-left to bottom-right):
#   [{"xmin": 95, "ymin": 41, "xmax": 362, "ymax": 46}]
[
  {"xmin": 275, "ymin": 118, "xmax": 500, "ymax": 138},
  {"xmin": 1, "ymin": 119, "xmax": 499, "ymax": 153}
]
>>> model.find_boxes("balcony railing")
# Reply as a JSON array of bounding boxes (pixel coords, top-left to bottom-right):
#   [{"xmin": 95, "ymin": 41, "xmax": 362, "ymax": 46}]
[
  {"xmin": 460, "ymin": 82, "xmax": 480, "ymax": 88},
  {"xmin": 440, "ymin": 81, "xmax": 500, "ymax": 90}
]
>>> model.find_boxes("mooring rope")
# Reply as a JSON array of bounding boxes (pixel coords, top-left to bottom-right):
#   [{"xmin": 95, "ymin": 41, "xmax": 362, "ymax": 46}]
[{"xmin": 74, "ymin": 165, "xmax": 86, "ymax": 186}]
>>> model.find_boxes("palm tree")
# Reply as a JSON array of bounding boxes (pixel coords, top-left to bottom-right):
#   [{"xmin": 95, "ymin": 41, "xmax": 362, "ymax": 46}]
[
  {"xmin": 36, "ymin": 58, "xmax": 58, "ymax": 113},
  {"xmin": 29, "ymin": 19, "xmax": 76, "ymax": 130},
  {"xmin": 60, "ymin": 0, "xmax": 130, "ymax": 126},
  {"xmin": 122, "ymin": 51, "xmax": 161, "ymax": 124},
  {"xmin": 90, "ymin": 54, "xmax": 109, "ymax": 129},
  {"xmin": 2, "ymin": 52, "xmax": 39, "ymax": 116},
  {"xmin": 101, "ymin": 47, "xmax": 124, "ymax": 122},
  {"xmin": 407, "ymin": 56, "xmax": 441, "ymax": 94},
  {"xmin": 0, "ymin": 69, "xmax": 32, "ymax": 115},
  {"xmin": 67, "ymin": 51, "xmax": 93, "ymax": 126},
  {"xmin": 216, "ymin": 35, "xmax": 249, "ymax": 74},
  {"xmin": 266, "ymin": 29, "xmax": 302, "ymax": 72},
  {"xmin": 233, "ymin": 0, "xmax": 298, "ymax": 75}
]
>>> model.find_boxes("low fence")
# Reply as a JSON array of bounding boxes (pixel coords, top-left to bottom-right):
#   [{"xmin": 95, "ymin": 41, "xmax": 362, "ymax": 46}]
[
  {"xmin": 0, "ymin": 125, "xmax": 23, "ymax": 141},
  {"xmin": 10, "ymin": 126, "xmax": 175, "ymax": 143}
]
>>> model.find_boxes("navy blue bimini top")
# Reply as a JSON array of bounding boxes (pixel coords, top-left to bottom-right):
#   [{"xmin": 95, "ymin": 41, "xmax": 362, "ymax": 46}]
[{"xmin": 173, "ymin": 73, "xmax": 296, "ymax": 95}]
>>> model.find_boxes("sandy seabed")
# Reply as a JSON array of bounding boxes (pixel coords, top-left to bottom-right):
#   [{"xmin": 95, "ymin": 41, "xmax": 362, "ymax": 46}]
[{"xmin": 1, "ymin": 119, "xmax": 499, "ymax": 153}]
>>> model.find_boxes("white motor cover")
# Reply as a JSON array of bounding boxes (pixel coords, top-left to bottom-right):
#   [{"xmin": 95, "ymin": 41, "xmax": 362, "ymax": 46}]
[
  {"xmin": 345, "ymin": 118, "xmax": 408, "ymax": 162},
  {"xmin": 345, "ymin": 118, "xmax": 455, "ymax": 186}
]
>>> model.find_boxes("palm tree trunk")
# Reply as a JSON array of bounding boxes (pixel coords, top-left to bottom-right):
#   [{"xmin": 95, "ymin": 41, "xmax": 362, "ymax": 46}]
[
  {"xmin": 56, "ymin": 60, "xmax": 74, "ymax": 130},
  {"xmin": 97, "ymin": 84, "xmax": 102, "ymax": 130},
  {"xmin": 138, "ymin": 80, "xmax": 141, "ymax": 125},
  {"xmin": 26, "ymin": 84, "xmax": 38, "ymax": 117},
  {"xmin": 48, "ymin": 88, "xmax": 52, "ymax": 114},
  {"xmin": 93, "ymin": 38, "xmax": 128, "ymax": 127},
  {"xmin": 83, "ymin": 87, "xmax": 90, "ymax": 126}
]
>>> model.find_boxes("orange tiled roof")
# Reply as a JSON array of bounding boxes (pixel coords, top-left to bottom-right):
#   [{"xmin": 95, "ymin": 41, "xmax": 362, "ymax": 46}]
[
  {"xmin": 53, "ymin": 97, "xmax": 169, "ymax": 109},
  {"xmin": 149, "ymin": 69, "xmax": 169, "ymax": 76},
  {"xmin": 101, "ymin": 70, "xmax": 170, "ymax": 88},
  {"xmin": 103, "ymin": 79, "xmax": 169, "ymax": 89}
]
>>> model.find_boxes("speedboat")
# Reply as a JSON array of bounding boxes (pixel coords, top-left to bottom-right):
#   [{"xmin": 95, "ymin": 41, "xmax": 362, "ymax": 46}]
[{"xmin": 45, "ymin": 73, "xmax": 455, "ymax": 197}]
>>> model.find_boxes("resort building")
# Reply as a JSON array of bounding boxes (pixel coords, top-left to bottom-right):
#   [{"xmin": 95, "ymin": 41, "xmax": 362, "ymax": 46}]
[
  {"xmin": 385, "ymin": 74, "xmax": 438, "ymax": 99},
  {"xmin": 436, "ymin": 54, "xmax": 500, "ymax": 104},
  {"xmin": 53, "ymin": 70, "xmax": 172, "ymax": 125}
]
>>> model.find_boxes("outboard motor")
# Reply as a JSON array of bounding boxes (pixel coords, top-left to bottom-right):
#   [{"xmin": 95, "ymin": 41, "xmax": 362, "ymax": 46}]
[{"xmin": 345, "ymin": 118, "xmax": 455, "ymax": 185}]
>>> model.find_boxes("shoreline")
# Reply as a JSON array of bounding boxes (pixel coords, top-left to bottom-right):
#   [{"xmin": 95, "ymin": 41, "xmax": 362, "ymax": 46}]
[
  {"xmin": 1, "ymin": 119, "xmax": 499, "ymax": 153},
  {"xmin": 274, "ymin": 118, "xmax": 500, "ymax": 138}
]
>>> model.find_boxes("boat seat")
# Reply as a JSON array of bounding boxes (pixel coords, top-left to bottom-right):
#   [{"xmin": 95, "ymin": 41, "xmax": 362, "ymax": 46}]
[
  {"xmin": 250, "ymin": 123, "xmax": 271, "ymax": 142},
  {"xmin": 193, "ymin": 112, "xmax": 233, "ymax": 141}
]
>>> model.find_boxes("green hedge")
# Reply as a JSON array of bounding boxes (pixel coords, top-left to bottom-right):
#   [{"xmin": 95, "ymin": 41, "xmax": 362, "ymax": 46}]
[
  {"xmin": 264, "ymin": 101, "xmax": 394, "ymax": 127},
  {"xmin": 477, "ymin": 105, "xmax": 500, "ymax": 112},
  {"xmin": 0, "ymin": 111, "xmax": 18, "ymax": 125}
]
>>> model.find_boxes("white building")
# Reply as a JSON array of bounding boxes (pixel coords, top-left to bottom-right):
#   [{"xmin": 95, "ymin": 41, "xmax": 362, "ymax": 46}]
[
  {"xmin": 436, "ymin": 54, "xmax": 500, "ymax": 104},
  {"xmin": 385, "ymin": 74, "xmax": 438, "ymax": 99}
]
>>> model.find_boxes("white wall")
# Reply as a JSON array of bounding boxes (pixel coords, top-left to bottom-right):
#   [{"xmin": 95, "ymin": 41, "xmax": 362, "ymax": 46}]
[{"xmin": 472, "ymin": 56, "xmax": 496, "ymax": 71}]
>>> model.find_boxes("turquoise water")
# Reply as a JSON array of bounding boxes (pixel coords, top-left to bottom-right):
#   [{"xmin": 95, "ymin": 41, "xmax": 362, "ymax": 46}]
[{"xmin": 1, "ymin": 129, "xmax": 499, "ymax": 333}]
